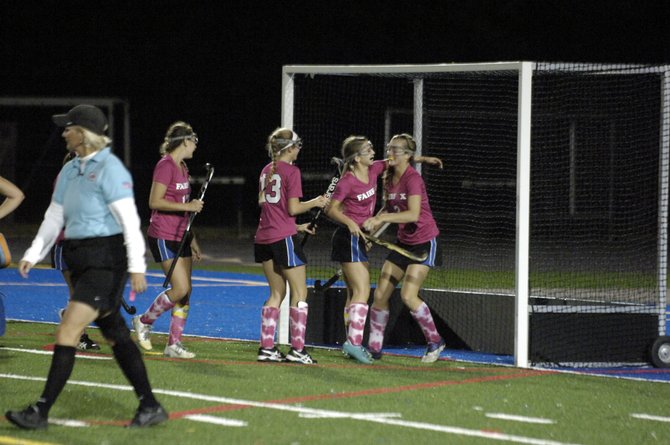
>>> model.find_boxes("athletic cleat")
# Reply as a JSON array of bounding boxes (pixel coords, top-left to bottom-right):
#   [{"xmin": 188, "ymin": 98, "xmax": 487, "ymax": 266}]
[
  {"xmin": 77, "ymin": 333, "xmax": 101, "ymax": 351},
  {"xmin": 257, "ymin": 347, "xmax": 286, "ymax": 362},
  {"xmin": 342, "ymin": 340, "xmax": 373, "ymax": 365},
  {"xmin": 369, "ymin": 349, "xmax": 383, "ymax": 360},
  {"xmin": 421, "ymin": 338, "xmax": 446, "ymax": 363},
  {"xmin": 286, "ymin": 348, "xmax": 317, "ymax": 364},
  {"xmin": 132, "ymin": 316, "xmax": 153, "ymax": 350},
  {"xmin": 164, "ymin": 342, "xmax": 195, "ymax": 359},
  {"xmin": 127, "ymin": 404, "xmax": 168, "ymax": 428},
  {"xmin": 5, "ymin": 404, "xmax": 48, "ymax": 430}
]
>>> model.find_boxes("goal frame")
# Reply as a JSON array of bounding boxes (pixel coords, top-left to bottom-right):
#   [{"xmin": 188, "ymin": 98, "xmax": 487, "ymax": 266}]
[{"xmin": 278, "ymin": 62, "xmax": 670, "ymax": 369}]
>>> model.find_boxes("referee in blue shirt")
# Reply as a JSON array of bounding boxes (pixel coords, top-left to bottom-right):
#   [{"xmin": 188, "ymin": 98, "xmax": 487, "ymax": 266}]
[{"xmin": 6, "ymin": 105, "xmax": 168, "ymax": 429}]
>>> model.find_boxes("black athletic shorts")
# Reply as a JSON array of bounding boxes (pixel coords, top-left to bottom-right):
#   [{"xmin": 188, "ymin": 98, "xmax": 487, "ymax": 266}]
[
  {"xmin": 330, "ymin": 226, "xmax": 368, "ymax": 263},
  {"xmin": 385, "ymin": 237, "xmax": 443, "ymax": 269},
  {"xmin": 254, "ymin": 235, "xmax": 306, "ymax": 268},
  {"xmin": 62, "ymin": 234, "xmax": 128, "ymax": 313},
  {"xmin": 148, "ymin": 235, "xmax": 193, "ymax": 263}
]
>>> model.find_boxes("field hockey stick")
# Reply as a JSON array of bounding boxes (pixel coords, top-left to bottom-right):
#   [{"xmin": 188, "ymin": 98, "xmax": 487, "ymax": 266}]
[
  {"xmin": 121, "ymin": 296, "xmax": 136, "ymax": 315},
  {"xmin": 315, "ymin": 222, "xmax": 391, "ymax": 292},
  {"xmin": 314, "ymin": 268, "xmax": 342, "ymax": 292},
  {"xmin": 163, "ymin": 163, "xmax": 215, "ymax": 288},
  {"xmin": 301, "ymin": 157, "xmax": 344, "ymax": 247},
  {"xmin": 362, "ymin": 233, "xmax": 428, "ymax": 262}
]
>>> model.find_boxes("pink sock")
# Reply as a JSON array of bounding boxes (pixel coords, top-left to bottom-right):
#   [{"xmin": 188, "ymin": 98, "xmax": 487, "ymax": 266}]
[
  {"xmin": 367, "ymin": 307, "xmax": 389, "ymax": 353},
  {"xmin": 410, "ymin": 302, "xmax": 442, "ymax": 344},
  {"xmin": 140, "ymin": 292, "xmax": 175, "ymax": 324},
  {"xmin": 289, "ymin": 303, "xmax": 308, "ymax": 351},
  {"xmin": 260, "ymin": 306, "xmax": 279, "ymax": 349},
  {"xmin": 347, "ymin": 303, "xmax": 369, "ymax": 346},
  {"xmin": 168, "ymin": 304, "xmax": 189, "ymax": 346}
]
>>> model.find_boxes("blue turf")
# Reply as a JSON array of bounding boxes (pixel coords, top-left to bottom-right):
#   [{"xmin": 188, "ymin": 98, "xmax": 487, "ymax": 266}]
[{"xmin": 0, "ymin": 267, "xmax": 267, "ymax": 341}]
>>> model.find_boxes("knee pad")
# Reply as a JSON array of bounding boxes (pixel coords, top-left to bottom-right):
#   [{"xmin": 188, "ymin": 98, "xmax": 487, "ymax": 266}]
[{"xmin": 96, "ymin": 311, "xmax": 131, "ymax": 344}]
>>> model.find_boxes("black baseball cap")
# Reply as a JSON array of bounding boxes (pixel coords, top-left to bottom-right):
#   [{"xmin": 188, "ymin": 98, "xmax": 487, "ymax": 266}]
[{"xmin": 52, "ymin": 104, "xmax": 108, "ymax": 135}]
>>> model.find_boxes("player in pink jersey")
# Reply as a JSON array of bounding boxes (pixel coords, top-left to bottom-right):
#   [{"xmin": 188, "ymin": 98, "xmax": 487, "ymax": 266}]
[
  {"xmin": 362, "ymin": 133, "xmax": 446, "ymax": 363},
  {"xmin": 255, "ymin": 127, "xmax": 328, "ymax": 364},
  {"xmin": 328, "ymin": 135, "xmax": 444, "ymax": 364},
  {"xmin": 325, "ymin": 136, "xmax": 384, "ymax": 364},
  {"xmin": 133, "ymin": 122, "xmax": 204, "ymax": 359}
]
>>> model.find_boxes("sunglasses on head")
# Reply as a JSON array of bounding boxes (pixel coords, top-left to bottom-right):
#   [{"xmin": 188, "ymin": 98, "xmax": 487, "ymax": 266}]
[
  {"xmin": 169, "ymin": 134, "xmax": 198, "ymax": 145},
  {"xmin": 276, "ymin": 138, "xmax": 303, "ymax": 150}
]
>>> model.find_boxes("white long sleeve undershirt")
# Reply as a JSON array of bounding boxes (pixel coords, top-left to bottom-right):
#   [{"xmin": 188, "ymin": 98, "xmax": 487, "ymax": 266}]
[
  {"xmin": 108, "ymin": 197, "xmax": 147, "ymax": 273},
  {"xmin": 21, "ymin": 201, "xmax": 64, "ymax": 265}
]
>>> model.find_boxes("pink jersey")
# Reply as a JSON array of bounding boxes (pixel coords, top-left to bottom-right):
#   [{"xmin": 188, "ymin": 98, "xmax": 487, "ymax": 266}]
[
  {"xmin": 331, "ymin": 160, "xmax": 386, "ymax": 225},
  {"xmin": 384, "ymin": 165, "xmax": 439, "ymax": 245},
  {"xmin": 255, "ymin": 161, "xmax": 303, "ymax": 244},
  {"xmin": 147, "ymin": 155, "xmax": 191, "ymax": 241}
]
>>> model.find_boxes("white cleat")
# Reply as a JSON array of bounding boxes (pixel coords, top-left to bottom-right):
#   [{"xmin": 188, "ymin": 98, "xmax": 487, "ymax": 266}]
[
  {"xmin": 421, "ymin": 339, "xmax": 446, "ymax": 363},
  {"xmin": 132, "ymin": 316, "xmax": 153, "ymax": 351},
  {"xmin": 164, "ymin": 342, "xmax": 195, "ymax": 359}
]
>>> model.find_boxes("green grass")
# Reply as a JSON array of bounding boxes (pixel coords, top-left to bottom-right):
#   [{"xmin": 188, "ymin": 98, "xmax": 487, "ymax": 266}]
[{"xmin": 1, "ymin": 322, "xmax": 669, "ymax": 444}]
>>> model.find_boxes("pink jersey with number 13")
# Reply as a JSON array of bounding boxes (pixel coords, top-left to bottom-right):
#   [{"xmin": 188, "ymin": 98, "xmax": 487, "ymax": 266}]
[{"xmin": 254, "ymin": 161, "xmax": 303, "ymax": 244}]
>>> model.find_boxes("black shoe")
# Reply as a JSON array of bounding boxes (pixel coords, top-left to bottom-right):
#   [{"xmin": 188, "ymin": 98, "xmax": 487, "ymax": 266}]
[
  {"xmin": 257, "ymin": 347, "xmax": 286, "ymax": 362},
  {"xmin": 127, "ymin": 404, "xmax": 168, "ymax": 428},
  {"xmin": 286, "ymin": 347, "xmax": 317, "ymax": 364},
  {"xmin": 369, "ymin": 349, "xmax": 383, "ymax": 360},
  {"xmin": 5, "ymin": 404, "xmax": 48, "ymax": 430},
  {"xmin": 78, "ymin": 333, "xmax": 101, "ymax": 351}
]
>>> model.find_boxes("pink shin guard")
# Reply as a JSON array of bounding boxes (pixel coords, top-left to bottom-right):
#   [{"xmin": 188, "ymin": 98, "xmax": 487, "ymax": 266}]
[
  {"xmin": 347, "ymin": 303, "xmax": 369, "ymax": 346},
  {"xmin": 140, "ymin": 292, "xmax": 175, "ymax": 324},
  {"xmin": 410, "ymin": 302, "xmax": 441, "ymax": 344},
  {"xmin": 260, "ymin": 306, "xmax": 280, "ymax": 349},
  {"xmin": 289, "ymin": 303, "xmax": 308, "ymax": 351},
  {"xmin": 367, "ymin": 307, "xmax": 390, "ymax": 353},
  {"xmin": 168, "ymin": 304, "xmax": 189, "ymax": 346}
]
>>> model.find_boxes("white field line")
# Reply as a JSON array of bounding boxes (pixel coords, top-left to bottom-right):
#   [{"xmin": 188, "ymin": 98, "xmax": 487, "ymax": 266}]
[
  {"xmin": 1, "ymin": 275, "xmax": 268, "ymax": 287},
  {"xmin": 485, "ymin": 413, "xmax": 555, "ymax": 424},
  {"xmin": 528, "ymin": 366, "xmax": 670, "ymax": 385},
  {"xmin": 48, "ymin": 418, "xmax": 90, "ymax": 427},
  {"xmin": 630, "ymin": 413, "xmax": 670, "ymax": 423},
  {"xmin": 146, "ymin": 272, "xmax": 267, "ymax": 286},
  {"xmin": 0, "ymin": 282, "xmax": 68, "ymax": 287},
  {"xmin": 0, "ymin": 372, "xmax": 583, "ymax": 445},
  {"xmin": 184, "ymin": 414, "xmax": 247, "ymax": 427},
  {"xmin": 0, "ymin": 347, "xmax": 111, "ymax": 360},
  {"xmin": 299, "ymin": 412, "xmax": 401, "ymax": 420}
]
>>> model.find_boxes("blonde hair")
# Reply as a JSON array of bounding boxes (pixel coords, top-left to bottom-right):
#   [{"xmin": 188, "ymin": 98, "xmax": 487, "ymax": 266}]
[
  {"xmin": 79, "ymin": 127, "xmax": 111, "ymax": 151},
  {"xmin": 264, "ymin": 127, "xmax": 298, "ymax": 186},
  {"xmin": 160, "ymin": 121, "xmax": 195, "ymax": 155},
  {"xmin": 341, "ymin": 135, "xmax": 370, "ymax": 173}
]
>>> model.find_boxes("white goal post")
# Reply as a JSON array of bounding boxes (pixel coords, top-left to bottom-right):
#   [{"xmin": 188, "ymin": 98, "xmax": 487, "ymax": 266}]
[{"xmin": 278, "ymin": 62, "xmax": 670, "ymax": 369}]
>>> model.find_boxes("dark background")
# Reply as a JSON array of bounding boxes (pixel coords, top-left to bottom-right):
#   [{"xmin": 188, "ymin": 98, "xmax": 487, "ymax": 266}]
[{"xmin": 1, "ymin": 0, "xmax": 669, "ymax": 227}]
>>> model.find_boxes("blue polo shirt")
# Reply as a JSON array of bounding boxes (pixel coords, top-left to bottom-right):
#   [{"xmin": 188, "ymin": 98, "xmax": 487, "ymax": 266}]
[{"xmin": 52, "ymin": 147, "xmax": 135, "ymax": 239}]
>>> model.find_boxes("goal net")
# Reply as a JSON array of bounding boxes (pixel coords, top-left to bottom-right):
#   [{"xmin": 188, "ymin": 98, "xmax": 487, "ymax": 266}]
[{"xmin": 281, "ymin": 62, "xmax": 669, "ymax": 368}]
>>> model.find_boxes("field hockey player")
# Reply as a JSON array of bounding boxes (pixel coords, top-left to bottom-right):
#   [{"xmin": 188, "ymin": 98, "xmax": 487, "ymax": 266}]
[
  {"xmin": 254, "ymin": 128, "xmax": 327, "ymax": 364},
  {"xmin": 362, "ymin": 133, "xmax": 446, "ymax": 363}
]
